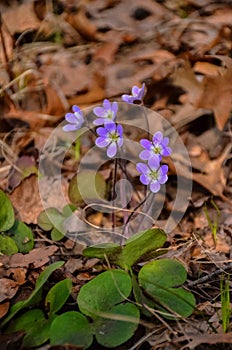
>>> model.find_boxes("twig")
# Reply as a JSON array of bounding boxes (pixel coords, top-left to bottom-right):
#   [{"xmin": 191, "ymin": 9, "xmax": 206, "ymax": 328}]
[{"xmin": 187, "ymin": 262, "xmax": 232, "ymax": 287}]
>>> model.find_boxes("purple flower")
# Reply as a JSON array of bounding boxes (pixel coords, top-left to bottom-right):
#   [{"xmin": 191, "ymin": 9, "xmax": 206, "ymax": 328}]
[
  {"xmin": 93, "ymin": 99, "xmax": 118, "ymax": 126},
  {"xmin": 122, "ymin": 83, "xmax": 146, "ymax": 104},
  {"xmin": 63, "ymin": 105, "xmax": 84, "ymax": 132},
  {"xmin": 139, "ymin": 131, "xmax": 172, "ymax": 161},
  {"xmin": 136, "ymin": 157, "xmax": 168, "ymax": 193},
  {"xmin": 95, "ymin": 122, "xmax": 123, "ymax": 158}
]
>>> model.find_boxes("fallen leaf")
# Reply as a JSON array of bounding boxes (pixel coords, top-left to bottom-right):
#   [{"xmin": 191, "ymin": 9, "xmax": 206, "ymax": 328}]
[
  {"xmin": 9, "ymin": 156, "xmax": 37, "ymax": 190},
  {"xmin": 0, "ymin": 14, "xmax": 14, "ymax": 64},
  {"xmin": 191, "ymin": 143, "xmax": 232, "ymax": 202},
  {"xmin": 0, "ymin": 278, "xmax": 19, "ymax": 302},
  {"xmin": 64, "ymin": 258, "xmax": 83, "ymax": 274},
  {"xmin": 65, "ymin": 7, "xmax": 98, "ymax": 41},
  {"xmin": 0, "ymin": 302, "xmax": 10, "ymax": 319},
  {"xmin": 0, "ymin": 246, "xmax": 58, "ymax": 269},
  {"xmin": 9, "ymin": 175, "xmax": 44, "ymax": 224},
  {"xmin": 2, "ymin": 2, "xmax": 40, "ymax": 35},
  {"xmin": 94, "ymin": 31, "xmax": 122, "ymax": 65},
  {"xmin": 4, "ymin": 267, "xmax": 27, "ymax": 285},
  {"xmin": 196, "ymin": 55, "xmax": 232, "ymax": 130}
]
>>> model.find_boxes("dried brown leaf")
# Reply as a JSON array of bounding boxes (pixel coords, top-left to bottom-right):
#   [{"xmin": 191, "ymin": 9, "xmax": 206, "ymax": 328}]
[
  {"xmin": 0, "ymin": 246, "xmax": 58, "ymax": 269},
  {"xmin": 2, "ymin": 2, "xmax": 40, "ymax": 35},
  {"xmin": 0, "ymin": 278, "xmax": 19, "ymax": 302},
  {"xmin": 66, "ymin": 8, "xmax": 97, "ymax": 41},
  {"xmin": 191, "ymin": 144, "xmax": 232, "ymax": 202},
  {"xmin": 0, "ymin": 301, "xmax": 10, "ymax": 319},
  {"xmin": 196, "ymin": 55, "xmax": 232, "ymax": 130},
  {"xmin": 9, "ymin": 175, "xmax": 44, "ymax": 224}
]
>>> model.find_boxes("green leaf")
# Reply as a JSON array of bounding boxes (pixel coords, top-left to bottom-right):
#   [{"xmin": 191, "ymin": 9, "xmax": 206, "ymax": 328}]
[
  {"xmin": 83, "ymin": 243, "xmax": 122, "ymax": 260},
  {"xmin": 77, "ymin": 270, "xmax": 132, "ymax": 318},
  {"xmin": 23, "ymin": 317, "xmax": 54, "ymax": 348},
  {"xmin": 118, "ymin": 228, "xmax": 167, "ymax": 268},
  {"xmin": 1, "ymin": 261, "xmax": 64, "ymax": 327},
  {"xmin": 5, "ymin": 309, "xmax": 50, "ymax": 348},
  {"xmin": 0, "ymin": 190, "xmax": 15, "ymax": 231},
  {"xmin": 50, "ymin": 311, "xmax": 93, "ymax": 348},
  {"xmin": 138, "ymin": 259, "xmax": 196, "ymax": 318},
  {"xmin": 62, "ymin": 203, "xmax": 76, "ymax": 217},
  {"xmin": 37, "ymin": 208, "xmax": 63, "ymax": 232},
  {"xmin": 6, "ymin": 309, "xmax": 45, "ymax": 333},
  {"xmin": 45, "ymin": 278, "xmax": 72, "ymax": 314},
  {"xmin": 94, "ymin": 303, "xmax": 140, "ymax": 348},
  {"xmin": 38, "ymin": 206, "xmax": 75, "ymax": 241},
  {"xmin": 0, "ymin": 235, "xmax": 18, "ymax": 255},
  {"xmin": 77, "ymin": 270, "xmax": 139, "ymax": 348},
  {"xmin": 51, "ymin": 228, "xmax": 65, "ymax": 241},
  {"xmin": 68, "ymin": 171, "xmax": 106, "ymax": 205},
  {"xmin": 8, "ymin": 220, "xmax": 34, "ymax": 253},
  {"xmin": 83, "ymin": 229, "xmax": 166, "ymax": 269},
  {"xmin": 6, "ymin": 309, "xmax": 54, "ymax": 348}
]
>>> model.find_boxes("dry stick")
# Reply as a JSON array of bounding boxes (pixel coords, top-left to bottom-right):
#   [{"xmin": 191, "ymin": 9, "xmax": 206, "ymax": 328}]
[{"xmin": 187, "ymin": 262, "xmax": 232, "ymax": 287}]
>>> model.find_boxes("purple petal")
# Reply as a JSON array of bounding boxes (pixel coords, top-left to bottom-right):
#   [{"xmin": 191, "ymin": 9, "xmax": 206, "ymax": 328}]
[
  {"xmin": 162, "ymin": 137, "xmax": 169, "ymax": 146},
  {"xmin": 111, "ymin": 101, "xmax": 118, "ymax": 116},
  {"xmin": 137, "ymin": 83, "xmax": 145, "ymax": 99},
  {"xmin": 95, "ymin": 137, "xmax": 110, "ymax": 148},
  {"xmin": 140, "ymin": 139, "xmax": 152, "ymax": 150},
  {"xmin": 103, "ymin": 99, "xmax": 111, "ymax": 110},
  {"xmin": 140, "ymin": 173, "xmax": 150, "ymax": 185},
  {"xmin": 96, "ymin": 127, "xmax": 108, "ymax": 137},
  {"xmin": 148, "ymin": 156, "xmax": 160, "ymax": 170},
  {"xmin": 122, "ymin": 95, "xmax": 135, "ymax": 104},
  {"xmin": 132, "ymin": 86, "xmax": 139, "ymax": 96},
  {"xmin": 162, "ymin": 146, "xmax": 172, "ymax": 156},
  {"xmin": 139, "ymin": 150, "xmax": 150, "ymax": 160},
  {"xmin": 117, "ymin": 137, "xmax": 123, "ymax": 147},
  {"xmin": 107, "ymin": 142, "xmax": 117, "ymax": 158},
  {"xmin": 63, "ymin": 124, "xmax": 79, "ymax": 132},
  {"xmin": 72, "ymin": 105, "xmax": 82, "ymax": 114},
  {"xmin": 93, "ymin": 106, "xmax": 105, "ymax": 117},
  {"xmin": 160, "ymin": 164, "xmax": 168, "ymax": 173},
  {"xmin": 122, "ymin": 94, "xmax": 130, "ymax": 103},
  {"xmin": 117, "ymin": 124, "xmax": 123, "ymax": 136},
  {"xmin": 93, "ymin": 118, "xmax": 105, "ymax": 126},
  {"xmin": 136, "ymin": 162, "xmax": 149, "ymax": 174},
  {"xmin": 153, "ymin": 131, "xmax": 163, "ymax": 143},
  {"xmin": 105, "ymin": 122, "xmax": 116, "ymax": 133},
  {"xmin": 150, "ymin": 181, "xmax": 160, "ymax": 193},
  {"xmin": 158, "ymin": 173, "xmax": 168, "ymax": 184},
  {"xmin": 65, "ymin": 113, "xmax": 78, "ymax": 123},
  {"xmin": 158, "ymin": 165, "xmax": 168, "ymax": 184}
]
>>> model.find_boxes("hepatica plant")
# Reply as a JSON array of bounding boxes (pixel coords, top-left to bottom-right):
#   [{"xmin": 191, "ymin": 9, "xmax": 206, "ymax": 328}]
[{"xmin": 1, "ymin": 85, "xmax": 196, "ymax": 349}]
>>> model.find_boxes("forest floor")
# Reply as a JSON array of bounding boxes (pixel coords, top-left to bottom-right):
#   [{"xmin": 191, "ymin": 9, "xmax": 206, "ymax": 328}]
[{"xmin": 0, "ymin": 0, "xmax": 232, "ymax": 349}]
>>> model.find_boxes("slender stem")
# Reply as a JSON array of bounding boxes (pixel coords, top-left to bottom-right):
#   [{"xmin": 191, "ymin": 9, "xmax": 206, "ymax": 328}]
[
  {"xmin": 119, "ymin": 156, "xmax": 129, "ymax": 238},
  {"xmin": 111, "ymin": 157, "xmax": 118, "ymax": 231},
  {"xmin": 122, "ymin": 191, "xmax": 153, "ymax": 235},
  {"xmin": 141, "ymin": 101, "xmax": 150, "ymax": 141}
]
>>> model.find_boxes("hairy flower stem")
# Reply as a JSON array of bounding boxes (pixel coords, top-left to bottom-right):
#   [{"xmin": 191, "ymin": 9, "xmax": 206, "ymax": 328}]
[
  {"xmin": 111, "ymin": 158, "xmax": 118, "ymax": 231},
  {"xmin": 141, "ymin": 102, "xmax": 150, "ymax": 143},
  {"xmin": 122, "ymin": 191, "xmax": 153, "ymax": 236},
  {"xmin": 119, "ymin": 157, "xmax": 129, "ymax": 238}
]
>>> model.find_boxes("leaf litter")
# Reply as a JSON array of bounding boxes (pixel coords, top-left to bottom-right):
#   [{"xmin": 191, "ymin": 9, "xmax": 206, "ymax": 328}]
[{"xmin": 0, "ymin": 0, "xmax": 232, "ymax": 349}]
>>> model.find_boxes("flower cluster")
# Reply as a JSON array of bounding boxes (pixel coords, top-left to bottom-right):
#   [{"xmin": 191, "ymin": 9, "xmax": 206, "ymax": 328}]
[
  {"xmin": 136, "ymin": 132, "xmax": 171, "ymax": 193},
  {"xmin": 62, "ymin": 83, "xmax": 171, "ymax": 192}
]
